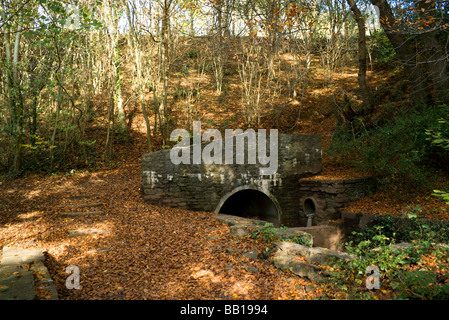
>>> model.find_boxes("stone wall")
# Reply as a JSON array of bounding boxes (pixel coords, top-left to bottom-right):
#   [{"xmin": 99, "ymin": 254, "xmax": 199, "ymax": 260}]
[
  {"xmin": 142, "ymin": 133, "xmax": 322, "ymax": 227},
  {"xmin": 297, "ymin": 177, "xmax": 377, "ymax": 226}
]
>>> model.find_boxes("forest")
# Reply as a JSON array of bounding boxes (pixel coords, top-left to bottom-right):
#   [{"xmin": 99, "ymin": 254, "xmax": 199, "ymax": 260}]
[{"xmin": 1, "ymin": 0, "xmax": 449, "ymax": 301}]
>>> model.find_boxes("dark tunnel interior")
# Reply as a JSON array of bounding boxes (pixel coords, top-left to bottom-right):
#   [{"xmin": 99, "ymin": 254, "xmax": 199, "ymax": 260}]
[{"xmin": 218, "ymin": 189, "xmax": 279, "ymax": 227}]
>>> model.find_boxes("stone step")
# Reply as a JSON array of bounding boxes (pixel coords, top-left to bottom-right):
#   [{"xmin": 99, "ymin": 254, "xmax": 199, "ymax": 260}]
[
  {"xmin": 0, "ymin": 246, "xmax": 58, "ymax": 300},
  {"xmin": 1, "ymin": 246, "xmax": 45, "ymax": 267},
  {"xmin": 57, "ymin": 203, "xmax": 103, "ymax": 209},
  {"xmin": 67, "ymin": 195, "xmax": 93, "ymax": 200},
  {"xmin": 60, "ymin": 211, "xmax": 104, "ymax": 217},
  {"xmin": 86, "ymin": 248, "xmax": 114, "ymax": 254},
  {"xmin": 0, "ymin": 265, "xmax": 37, "ymax": 300},
  {"xmin": 68, "ymin": 228, "xmax": 113, "ymax": 237}
]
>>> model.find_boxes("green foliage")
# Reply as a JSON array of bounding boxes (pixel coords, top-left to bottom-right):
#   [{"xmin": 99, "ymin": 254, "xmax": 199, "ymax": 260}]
[
  {"xmin": 369, "ymin": 31, "xmax": 397, "ymax": 69},
  {"xmin": 433, "ymin": 190, "xmax": 449, "ymax": 205},
  {"xmin": 392, "ymin": 266, "xmax": 449, "ymax": 300},
  {"xmin": 425, "ymin": 105, "xmax": 449, "ymax": 151},
  {"xmin": 180, "ymin": 64, "xmax": 190, "ymax": 76},
  {"xmin": 426, "ymin": 105, "xmax": 449, "ymax": 205},
  {"xmin": 186, "ymin": 49, "xmax": 199, "ymax": 59},
  {"xmin": 0, "ymin": 0, "xmax": 104, "ymax": 175},
  {"xmin": 329, "ymin": 105, "xmax": 449, "ymax": 191},
  {"xmin": 326, "ymin": 210, "xmax": 449, "ymax": 299},
  {"xmin": 349, "ymin": 210, "xmax": 449, "ymax": 248},
  {"xmin": 249, "ymin": 223, "xmax": 312, "ymax": 247}
]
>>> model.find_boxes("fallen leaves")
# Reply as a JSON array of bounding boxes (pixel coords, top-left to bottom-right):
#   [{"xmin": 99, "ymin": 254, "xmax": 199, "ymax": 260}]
[{"xmin": 0, "ymin": 161, "xmax": 317, "ymax": 300}]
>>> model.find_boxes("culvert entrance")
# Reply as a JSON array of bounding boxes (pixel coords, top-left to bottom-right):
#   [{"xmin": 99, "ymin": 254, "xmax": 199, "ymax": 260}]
[
  {"xmin": 217, "ymin": 189, "xmax": 280, "ymax": 227},
  {"xmin": 303, "ymin": 198, "xmax": 317, "ymax": 227}
]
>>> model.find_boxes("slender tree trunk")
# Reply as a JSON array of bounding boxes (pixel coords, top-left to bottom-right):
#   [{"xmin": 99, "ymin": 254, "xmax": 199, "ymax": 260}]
[
  {"xmin": 347, "ymin": 0, "xmax": 373, "ymax": 113},
  {"xmin": 114, "ymin": 44, "xmax": 128, "ymax": 138},
  {"xmin": 123, "ymin": 0, "xmax": 153, "ymax": 152},
  {"xmin": 417, "ymin": 0, "xmax": 449, "ymax": 104},
  {"xmin": 50, "ymin": 84, "xmax": 62, "ymax": 170},
  {"xmin": 11, "ymin": 31, "xmax": 23, "ymax": 175},
  {"xmin": 370, "ymin": 0, "xmax": 432, "ymax": 105},
  {"xmin": 1, "ymin": 4, "xmax": 24, "ymax": 174}
]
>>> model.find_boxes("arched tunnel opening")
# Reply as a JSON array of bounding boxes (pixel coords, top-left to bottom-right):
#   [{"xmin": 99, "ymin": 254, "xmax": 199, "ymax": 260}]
[{"xmin": 218, "ymin": 189, "xmax": 280, "ymax": 227}]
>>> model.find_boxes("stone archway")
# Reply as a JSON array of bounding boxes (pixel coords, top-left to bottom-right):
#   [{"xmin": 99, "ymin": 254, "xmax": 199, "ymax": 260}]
[
  {"xmin": 214, "ymin": 186, "xmax": 282, "ymax": 227},
  {"xmin": 142, "ymin": 132, "xmax": 324, "ymax": 227}
]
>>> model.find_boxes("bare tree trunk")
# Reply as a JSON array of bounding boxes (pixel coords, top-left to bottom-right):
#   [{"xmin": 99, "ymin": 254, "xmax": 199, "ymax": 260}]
[
  {"xmin": 123, "ymin": 0, "xmax": 153, "ymax": 152},
  {"xmin": 417, "ymin": 0, "xmax": 449, "ymax": 104},
  {"xmin": 160, "ymin": 0, "xmax": 170, "ymax": 146},
  {"xmin": 11, "ymin": 31, "xmax": 23, "ymax": 174},
  {"xmin": 347, "ymin": 0, "xmax": 373, "ymax": 113},
  {"xmin": 114, "ymin": 45, "xmax": 128, "ymax": 139},
  {"xmin": 1, "ymin": 3, "xmax": 24, "ymax": 174},
  {"xmin": 50, "ymin": 85, "xmax": 62, "ymax": 170},
  {"xmin": 370, "ymin": 0, "xmax": 432, "ymax": 105}
]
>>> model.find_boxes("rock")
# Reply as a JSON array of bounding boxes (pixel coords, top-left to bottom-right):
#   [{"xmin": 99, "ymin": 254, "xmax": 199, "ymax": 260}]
[
  {"xmin": 273, "ymin": 241, "xmax": 310, "ymax": 257},
  {"xmin": 57, "ymin": 202, "xmax": 103, "ymax": 208},
  {"xmin": 274, "ymin": 241, "xmax": 355, "ymax": 266},
  {"xmin": 242, "ymin": 248, "xmax": 260, "ymax": 260},
  {"xmin": 289, "ymin": 261, "xmax": 326, "ymax": 282},
  {"xmin": 305, "ymin": 247, "xmax": 355, "ymax": 266},
  {"xmin": 241, "ymin": 263, "xmax": 259, "ymax": 273},
  {"xmin": 271, "ymin": 241, "xmax": 357, "ymax": 282},
  {"xmin": 272, "ymin": 253, "xmax": 325, "ymax": 282},
  {"xmin": 229, "ymin": 224, "xmax": 252, "ymax": 237}
]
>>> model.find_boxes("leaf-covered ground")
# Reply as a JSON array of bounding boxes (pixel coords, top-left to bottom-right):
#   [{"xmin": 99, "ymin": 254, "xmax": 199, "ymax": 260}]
[
  {"xmin": 1, "ymin": 58, "xmax": 448, "ymax": 300},
  {"xmin": 1, "ymin": 133, "xmax": 447, "ymax": 300},
  {"xmin": 0, "ymin": 155, "xmax": 324, "ymax": 300}
]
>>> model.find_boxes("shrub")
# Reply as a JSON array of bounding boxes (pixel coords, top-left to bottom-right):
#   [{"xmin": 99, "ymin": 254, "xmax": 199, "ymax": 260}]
[
  {"xmin": 426, "ymin": 105, "xmax": 449, "ymax": 204},
  {"xmin": 348, "ymin": 210, "xmax": 449, "ymax": 248},
  {"xmin": 325, "ymin": 211, "xmax": 449, "ymax": 299},
  {"xmin": 369, "ymin": 30, "xmax": 397, "ymax": 69},
  {"xmin": 249, "ymin": 223, "xmax": 312, "ymax": 247},
  {"xmin": 329, "ymin": 105, "xmax": 449, "ymax": 191}
]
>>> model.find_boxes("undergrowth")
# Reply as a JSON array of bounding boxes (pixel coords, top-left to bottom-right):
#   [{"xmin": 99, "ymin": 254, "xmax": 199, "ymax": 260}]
[
  {"xmin": 249, "ymin": 222, "xmax": 312, "ymax": 247},
  {"xmin": 322, "ymin": 209, "xmax": 449, "ymax": 299},
  {"xmin": 328, "ymin": 104, "xmax": 449, "ymax": 193}
]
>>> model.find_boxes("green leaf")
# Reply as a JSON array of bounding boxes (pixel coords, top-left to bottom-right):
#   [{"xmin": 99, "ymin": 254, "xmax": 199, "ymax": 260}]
[{"xmin": 408, "ymin": 212, "xmax": 418, "ymax": 219}]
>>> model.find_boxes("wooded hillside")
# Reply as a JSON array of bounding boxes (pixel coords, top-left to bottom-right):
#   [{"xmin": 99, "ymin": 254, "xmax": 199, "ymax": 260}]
[{"xmin": 1, "ymin": 0, "xmax": 449, "ymax": 301}]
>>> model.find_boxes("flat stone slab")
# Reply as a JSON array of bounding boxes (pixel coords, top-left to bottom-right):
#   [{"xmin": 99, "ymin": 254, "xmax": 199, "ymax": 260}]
[
  {"xmin": 57, "ymin": 203, "xmax": 103, "ymax": 209},
  {"xmin": 213, "ymin": 214, "xmax": 313, "ymax": 245},
  {"xmin": 212, "ymin": 214, "xmax": 268, "ymax": 227},
  {"xmin": 0, "ymin": 266, "xmax": 36, "ymax": 300},
  {"xmin": 1, "ymin": 246, "xmax": 45, "ymax": 267},
  {"xmin": 272, "ymin": 253, "xmax": 326, "ymax": 282},
  {"xmin": 0, "ymin": 246, "xmax": 58, "ymax": 300},
  {"xmin": 60, "ymin": 211, "xmax": 104, "ymax": 217},
  {"xmin": 274, "ymin": 241, "xmax": 355, "ymax": 266},
  {"xmin": 271, "ymin": 241, "xmax": 358, "ymax": 282},
  {"xmin": 68, "ymin": 228, "xmax": 113, "ymax": 237}
]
